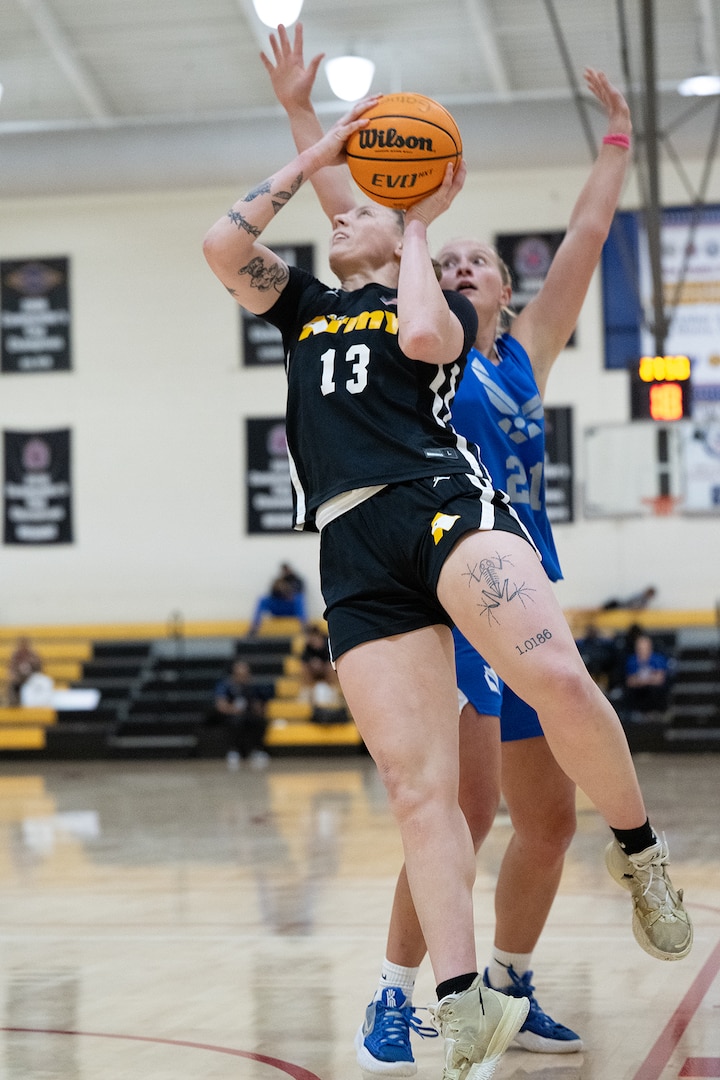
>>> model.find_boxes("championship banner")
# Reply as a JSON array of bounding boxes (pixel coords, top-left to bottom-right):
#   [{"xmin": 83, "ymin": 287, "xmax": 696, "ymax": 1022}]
[
  {"xmin": 3, "ymin": 429, "xmax": 74, "ymax": 544},
  {"xmin": 544, "ymin": 406, "xmax": 574, "ymax": 523},
  {"xmin": 494, "ymin": 232, "xmax": 573, "ymax": 344},
  {"xmin": 602, "ymin": 204, "xmax": 720, "ymax": 397},
  {"xmin": 245, "ymin": 417, "xmax": 294, "ymax": 534},
  {"xmin": 640, "ymin": 206, "xmax": 720, "ymax": 431},
  {"xmin": 1, "ymin": 258, "xmax": 72, "ymax": 373},
  {"xmin": 241, "ymin": 244, "xmax": 314, "ymax": 366}
]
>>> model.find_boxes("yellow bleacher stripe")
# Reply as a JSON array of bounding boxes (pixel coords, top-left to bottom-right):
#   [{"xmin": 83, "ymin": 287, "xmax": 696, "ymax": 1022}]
[
  {"xmin": 0, "ymin": 707, "xmax": 56, "ymax": 725},
  {"xmin": 566, "ymin": 608, "xmax": 716, "ymax": 634},
  {"xmin": 0, "ymin": 662, "xmax": 82, "ymax": 682},
  {"xmin": 0, "ymin": 620, "xmax": 251, "ymax": 642},
  {"xmin": 0, "ymin": 642, "xmax": 92, "ymax": 661},
  {"xmin": 265, "ymin": 720, "xmax": 362, "ymax": 747},
  {"xmin": 274, "ymin": 676, "xmax": 303, "ymax": 699},
  {"xmin": 256, "ymin": 617, "xmax": 304, "ymax": 637},
  {"xmin": 266, "ymin": 699, "xmax": 313, "ymax": 722},
  {"xmin": 283, "ymin": 656, "xmax": 303, "ymax": 677},
  {"xmin": 0, "ymin": 728, "xmax": 46, "ymax": 749}
]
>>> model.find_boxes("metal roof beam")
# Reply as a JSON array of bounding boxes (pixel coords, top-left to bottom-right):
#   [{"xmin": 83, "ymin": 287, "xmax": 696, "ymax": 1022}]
[
  {"xmin": 696, "ymin": 0, "xmax": 719, "ymax": 77},
  {"xmin": 462, "ymin": 0, "xmax": 512, "ymax": 99},
  {"xmin": 15, "ymin": 0, "xmax": 113, "ymax": 122}
]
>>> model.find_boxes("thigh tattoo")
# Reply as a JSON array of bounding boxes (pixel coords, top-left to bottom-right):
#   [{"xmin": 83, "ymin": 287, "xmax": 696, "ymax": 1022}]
[
  {"xmin": 461, "ymin": 551, "xmax": 537, "ymax": 626},
  {"xmin": 515, "ymin": 628, "xmax": 553, "ymax": 656}
]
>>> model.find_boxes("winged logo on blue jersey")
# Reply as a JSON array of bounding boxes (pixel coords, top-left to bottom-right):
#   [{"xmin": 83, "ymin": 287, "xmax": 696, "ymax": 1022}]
[{"xmin": 468, "ymin": 357, "xmax": 543, "ymax": 444}]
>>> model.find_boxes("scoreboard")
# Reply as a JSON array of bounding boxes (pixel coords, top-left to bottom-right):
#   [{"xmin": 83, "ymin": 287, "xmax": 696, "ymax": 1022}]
[{"xmin": 630, "ymin": 354, "xmax": 692, "ymax": 421}]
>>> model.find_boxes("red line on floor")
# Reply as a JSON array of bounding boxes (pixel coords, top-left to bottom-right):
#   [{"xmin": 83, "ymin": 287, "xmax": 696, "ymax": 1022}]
[
  {"xmin": 0, "ymin": 1028, "xmax": 323, "ymax": 1080},
  {"xmin": 632, "ymin": 939, "xmax": 720, "ymax": 1080},
  {"xmin": 679, "ymin": 1060, "xmax": 720, "ymax": 1077}
]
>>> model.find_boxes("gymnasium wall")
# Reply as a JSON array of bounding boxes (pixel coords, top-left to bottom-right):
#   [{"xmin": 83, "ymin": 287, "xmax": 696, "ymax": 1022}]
[{"xmin": 1, "ymin": 158, "xmax": 718, "ymax": 627}]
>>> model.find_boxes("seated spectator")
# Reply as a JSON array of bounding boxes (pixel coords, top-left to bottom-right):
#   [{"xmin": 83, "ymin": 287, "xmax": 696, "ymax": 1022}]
[
  {"xmin": 277, "ymin": 561, "xmax": 304, "ymax": 596},
  {"xmin": 624, "ymin": 633, "xmax": 671, "ymax": 717},
  {"xmin": 19, "ymin": 670, "xmax": 55, "ymax": 707},
  {"xmin": 299, "ymin": 624, "xmax": 348, "ymax": 723},
  {"xmin": 309, "ymin": 677, "xmax": 348, "ymax": 724},
  {"xmin": 212, "ymin": 660, "xmax": 272, "ymax": 768},
  {"xmin": 300, "ymin": 624, "xmax": 334, "ymax": 688},
  {"xmin": 6, "ymin": 637, "xmax": 42, "ymax": 706},
  {"xmin": 575, "ymin": 622, "xmax": 617, "ymax": 689},
  {"xmin": 249, "ymin": 562, "xmax": 307, "ymax": 634}
]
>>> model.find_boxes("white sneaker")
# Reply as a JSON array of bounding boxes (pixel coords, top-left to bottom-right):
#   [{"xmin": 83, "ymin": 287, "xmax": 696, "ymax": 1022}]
[
  {"xmin": 605, "ymin": 838, "xmax": 693, "ymax": 960},
  {"xmin": 248, "ymin": 750, "xmax": 270, "ymax": 770},
  {"xmin": 225, "ymin": 750, "xmax": 240, "ymax": 769},
  {"xmin": 430, "ymin": 975, "xmax": 529, "ymax": 1080}
]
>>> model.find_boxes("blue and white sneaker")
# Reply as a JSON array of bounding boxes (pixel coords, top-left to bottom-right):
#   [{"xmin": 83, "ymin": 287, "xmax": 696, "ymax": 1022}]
[
  {"xmin": 483, "ymin": 967, "xmax": 583, "ymax": 1053},
  {"xmin": 354, "ymin": 986, "xmax": 438, "ymax": 1075}
]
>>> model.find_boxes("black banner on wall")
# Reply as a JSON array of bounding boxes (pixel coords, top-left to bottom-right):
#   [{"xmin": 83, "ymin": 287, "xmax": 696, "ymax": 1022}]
[
  {"xmin": 494, "ymin": 232, "xmax": 575, "ymax": 346},
  {"xmin": 241, "ymin": 244, "xmax": 314, "ymax": 366},
  {"xmin": 245, "ymin": 417, "xmax": 294, "ymax": 534},
  {"xmin": 544, "ymin": 406, "xmax": 574, "ymax": 524},
  {"xmin": 3, "ymin": 429, "xmax": 74, "ymax": 544},
  {"xmin": 1, "ymin": 258, "xmax": 72, "ymax": 373}
]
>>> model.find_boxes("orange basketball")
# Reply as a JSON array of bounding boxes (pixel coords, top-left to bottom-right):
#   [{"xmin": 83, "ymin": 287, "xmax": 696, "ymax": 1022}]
[{"xmin": 346, "ymin": 93, "xmax": 463, "ymax": 210}]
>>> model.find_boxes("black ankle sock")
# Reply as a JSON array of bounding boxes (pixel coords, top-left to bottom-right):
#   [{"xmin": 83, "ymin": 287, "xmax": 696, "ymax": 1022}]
[
  {"xmin": 611, "ymin": 819, "xmax": 657, "ymax": 856},
  {"xmin": 436, "ymin": 972, "xmax": 478, "ymax": 1001}
]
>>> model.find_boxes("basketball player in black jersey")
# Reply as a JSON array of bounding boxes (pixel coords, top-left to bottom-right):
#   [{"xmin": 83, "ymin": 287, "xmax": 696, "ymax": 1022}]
[{"xmin": 203, "ymin": 99, "xmax": 690, "ymax": 1080}]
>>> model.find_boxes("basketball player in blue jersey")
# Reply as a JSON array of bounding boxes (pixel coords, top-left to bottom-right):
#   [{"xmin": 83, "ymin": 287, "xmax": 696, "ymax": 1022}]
[{"xmin": 204, "ymin": 41, "xmax": 691, "ymax": 1080}]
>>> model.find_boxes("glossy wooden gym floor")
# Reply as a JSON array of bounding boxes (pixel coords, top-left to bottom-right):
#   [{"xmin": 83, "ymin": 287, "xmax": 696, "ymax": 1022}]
[{"xmin": 0, "ymin": 751, "xmax": 717, "ymax": 1080}]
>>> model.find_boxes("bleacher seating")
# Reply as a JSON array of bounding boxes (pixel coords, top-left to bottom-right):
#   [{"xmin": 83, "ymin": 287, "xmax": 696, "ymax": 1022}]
[
  {"xmin": 664, "ymin": 628, "xmax": 720, "ymax": 750},
  {"xmin": 0, "ymin": 618, "xmax": 364, "ymax": 758},
  {"xmin": 567, "ymin": 607, "xmax": 720, "ymax": 752},
  {"xmin": 3, "ymin": 608, "xmax": 715, "ymax": 759}
]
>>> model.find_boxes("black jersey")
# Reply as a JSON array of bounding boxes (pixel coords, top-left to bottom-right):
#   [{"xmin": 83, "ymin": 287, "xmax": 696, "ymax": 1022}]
[{"xmin": 262, "ymin": 266, "xmax": 487, "ymax": 531}]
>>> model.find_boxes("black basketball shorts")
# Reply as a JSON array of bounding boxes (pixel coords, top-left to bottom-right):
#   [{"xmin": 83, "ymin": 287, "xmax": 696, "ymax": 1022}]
[{"xmin": 319, "ymin": 473, "xmax": 532, "ymax": 662}]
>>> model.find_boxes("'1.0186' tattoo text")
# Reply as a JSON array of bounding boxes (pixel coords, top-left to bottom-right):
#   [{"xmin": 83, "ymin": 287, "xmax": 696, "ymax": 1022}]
[{"xmin": 515, "ymin": 629, "xmax": 553, "ymax": 655}]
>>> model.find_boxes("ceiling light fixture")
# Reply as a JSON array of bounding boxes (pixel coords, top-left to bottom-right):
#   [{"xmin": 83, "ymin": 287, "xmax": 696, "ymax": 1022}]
[
  {"xmin": 678, "ymin": 73, "xmax": 720, "ymax": 96},
  {"xmin": 251, "ymin": 0, "xmax": 304, "ymax": 29},
  {"xmin": 325, "ymin": 56, "xmax": 376, "ymax": 102}
]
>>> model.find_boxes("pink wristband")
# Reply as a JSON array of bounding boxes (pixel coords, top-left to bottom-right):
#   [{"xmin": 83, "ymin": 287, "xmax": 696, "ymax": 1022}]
[{"xmin": 603, "ymin": 133, "xmax": 631, "ymax": 149}]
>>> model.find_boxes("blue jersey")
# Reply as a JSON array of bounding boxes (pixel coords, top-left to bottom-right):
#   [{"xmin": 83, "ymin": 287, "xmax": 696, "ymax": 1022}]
[
  {"xmin": 449, "ymin": 333, "xmax": 562, "ymax": 582},
  {"xmin": 451, "ymin": 333, "xmax": 561, "ymax": 741}
]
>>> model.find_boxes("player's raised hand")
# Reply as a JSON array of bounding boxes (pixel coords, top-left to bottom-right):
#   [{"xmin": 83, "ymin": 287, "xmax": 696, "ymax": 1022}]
[
  {"xmin": 261, "ymin": 23, "xmax": 323, "ymax": 112},
  {"xmin": 405, "ymin": 159, "xmax": 467, "ymax": 228},
  {"xmin": 585, "ymin": 68, "xmax": 631, "ymax": 137}
]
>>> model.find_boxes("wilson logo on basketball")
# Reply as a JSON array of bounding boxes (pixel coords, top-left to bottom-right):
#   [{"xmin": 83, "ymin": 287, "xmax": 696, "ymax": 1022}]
[{"xmin": 358, "ymin": 128, "xmax": 434, "ymax": 152}]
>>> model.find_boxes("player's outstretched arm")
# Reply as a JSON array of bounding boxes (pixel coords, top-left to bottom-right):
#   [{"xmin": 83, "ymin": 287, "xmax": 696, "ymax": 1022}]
[
  {"xmin": 203, "ymin": 104, "xmax": 370, "ymax": 313},
  {"xmin": 513, "ymin": 68, "xmax": 631, "ymax": 395},
  {"xmin": 261, "ymin": 22, "xmax": 366, "ymax": 220}
]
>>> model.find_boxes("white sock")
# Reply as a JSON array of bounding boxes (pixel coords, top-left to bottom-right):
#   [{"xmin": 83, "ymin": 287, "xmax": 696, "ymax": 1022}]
[
  {"xmin": 376, "ymin": 959, "xmax": 420, "ymax": 1003},
  {"xmin": 486, "ymin": 949, "xmax": 533, "ymax": 990}
]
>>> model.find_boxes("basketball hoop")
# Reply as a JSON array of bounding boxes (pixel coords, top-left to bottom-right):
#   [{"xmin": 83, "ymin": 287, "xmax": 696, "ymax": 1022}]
[{"xmin": 641, "ymin": 494, "xmax": 681, "ymax": 516}]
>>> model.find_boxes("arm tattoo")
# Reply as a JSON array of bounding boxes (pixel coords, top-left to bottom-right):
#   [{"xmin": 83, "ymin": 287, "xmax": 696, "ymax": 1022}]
[
  {"xmin": 239, "ymin": 255, "xmax": 289, "ymax": 294},
  {"xmin": 244, "ymin": 180, "xmax": 272, "ymax": 202},
  {"xmin": 271, "ymin": 173, "xmax": 303, "ymax": 215},
  {"xmin": 227, "ymin": 208, "xmax": 260, "ymax": 237},
  {"xmin": 231, "ymin": 174, "xmax": 303, "ymax": 233}
]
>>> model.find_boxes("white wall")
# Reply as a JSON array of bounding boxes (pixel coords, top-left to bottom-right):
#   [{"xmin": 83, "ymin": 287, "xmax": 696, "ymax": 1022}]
[{"xmin": 1, "ymin": 159, "xmax": 718, "ymax": 628}]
